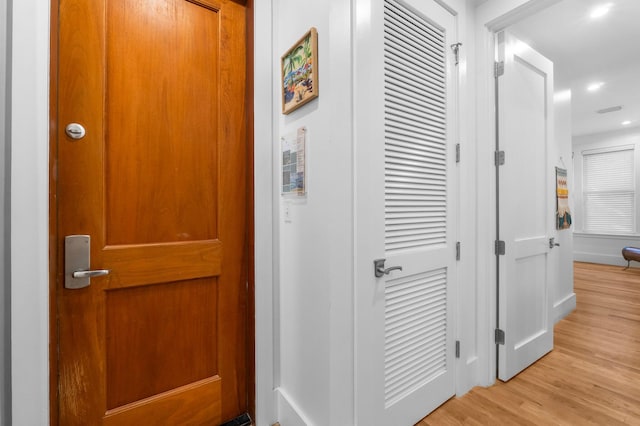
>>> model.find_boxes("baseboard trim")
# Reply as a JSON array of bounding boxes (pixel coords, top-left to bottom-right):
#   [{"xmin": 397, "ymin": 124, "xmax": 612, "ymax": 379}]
[
  {"xmin": 554, "ymin": 292, "xmax": 576, "ymax": 324},
  {"xmin": 276, "ymin": 388, "xmax": 311, "ymax": 426},
  {"xmin": 573, "ymin": 252, "xmax": 627, "ymax": 267},
  {"xmin": 456, "ymin": 355, "xmax": 478, "ymax": 396}
]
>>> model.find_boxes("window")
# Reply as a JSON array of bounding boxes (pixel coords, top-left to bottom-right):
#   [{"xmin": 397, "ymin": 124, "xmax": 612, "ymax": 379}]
[{"xmin": 582, "ymin": 146, "xmax": 635, "ymax": 234}]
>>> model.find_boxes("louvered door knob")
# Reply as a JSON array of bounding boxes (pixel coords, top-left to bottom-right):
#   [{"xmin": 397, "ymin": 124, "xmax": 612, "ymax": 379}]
[{"xmin": 374, "ymin": 258, "xmax": 403, "ymax": 278}]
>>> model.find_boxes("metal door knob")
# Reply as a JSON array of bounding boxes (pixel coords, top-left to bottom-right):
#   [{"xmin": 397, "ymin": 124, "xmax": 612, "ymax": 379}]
[{"xmin": 374, "ymin": 258, "xmax": 403, "ymax": 278}]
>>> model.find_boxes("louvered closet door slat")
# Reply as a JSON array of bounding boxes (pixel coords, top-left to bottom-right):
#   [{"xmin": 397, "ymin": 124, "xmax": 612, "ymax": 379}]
[
  {"xmin": 386, "ymin": 116, "xmax": 446, "ymax": 142},
  {"xmin": 386, "ymin": 145, "xmax": 446, "ymax": 163},
  {"xmin": 383, "ymin": 269, "xmax": 447, "ymax": 405},
  {"xmin": 385, "ymin": 84, "xmax": 447, "ymax": 118},
  {"xmin": 384, "ymin": 65, "xmax": 446, "ymax": 106},
  {"xmin": 385, "ymin": 4, "xmax": 445, "ymax": 56},
  {"xmin": 385, "ymin": 130, "xmax": 446, "ymax": 151},
  {"xmin": 384, "ymin": 42, "xmax": 445, "ymax": 80},
  {"xmin": 384, "ymin": 45, "xmax": 446, "ymax": 86},
  {"xmin": 386, "ymin": 95, "xmax": 446, "ymax": 124},
  {"xmin": 385, "ymin": 102, "xmax": 446, "ymax": 132}
]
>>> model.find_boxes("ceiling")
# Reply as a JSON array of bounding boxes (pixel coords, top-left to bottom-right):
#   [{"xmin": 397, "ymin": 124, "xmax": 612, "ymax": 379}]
[{"xmin": 508, "ymin": 0, "xmax": 640, "ymax": 137}]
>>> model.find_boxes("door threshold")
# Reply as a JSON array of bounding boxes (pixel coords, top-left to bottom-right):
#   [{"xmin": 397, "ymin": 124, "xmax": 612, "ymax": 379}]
[{"xmin": 220, "ymin": 413, "xmax": 252, "ymax": 426}]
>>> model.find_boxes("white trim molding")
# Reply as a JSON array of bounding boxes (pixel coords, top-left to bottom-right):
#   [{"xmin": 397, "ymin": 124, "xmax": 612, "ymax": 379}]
[{"xmin": 10, "ymin": 0, "xmax": 50, "ymax": 424}]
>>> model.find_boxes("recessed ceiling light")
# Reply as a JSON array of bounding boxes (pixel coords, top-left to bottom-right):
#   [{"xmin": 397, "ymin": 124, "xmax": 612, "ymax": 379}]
[
  {"xmin": 622, "ymin": 120, "xmax": 632, "ymax": 126},
  {"xmin": 587, "ymin": 82, "xmax": 604, "ymax": 92},
  {"xmin": 590, "ymin": 3, "xmax": 612, "ymax": 19}
]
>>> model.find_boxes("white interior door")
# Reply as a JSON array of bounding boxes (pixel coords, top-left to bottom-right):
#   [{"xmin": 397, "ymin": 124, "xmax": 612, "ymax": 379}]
[
  {"xmin": 496, "ymin": 30, "xmax": 555, "ymax": 382},
  {"xmin": 355, "ymin": 0, "xmax": 457, "ymax": 424}
]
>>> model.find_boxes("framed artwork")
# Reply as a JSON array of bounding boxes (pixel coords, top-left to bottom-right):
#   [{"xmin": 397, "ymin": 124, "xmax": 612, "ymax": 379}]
[
  {"xmin": 281, "ymin": 27, "xmax": 319, "ymax": 114},
  {"xmin": 556, "ymin": 167, "xmax": 572, "ymax": 230}
]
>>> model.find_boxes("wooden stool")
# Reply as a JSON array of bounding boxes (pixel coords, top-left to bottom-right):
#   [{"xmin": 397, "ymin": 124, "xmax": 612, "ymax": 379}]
[{"xmin": 622, "ymin": 247, "xmax": 640, "ymax": 269}]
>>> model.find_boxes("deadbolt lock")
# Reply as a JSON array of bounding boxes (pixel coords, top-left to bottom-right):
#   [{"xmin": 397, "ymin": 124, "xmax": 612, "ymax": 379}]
[{"xmin": 65, "ymin": 123, "xmax": 86, "ymax": 140}]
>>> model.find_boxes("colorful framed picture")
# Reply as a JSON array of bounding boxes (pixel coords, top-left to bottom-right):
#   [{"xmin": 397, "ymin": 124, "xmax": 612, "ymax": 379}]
[
  {"xmin": 556, "ymin": 167, "xmax": 572, "ymax": 230},
  {"xmin": 281, "ymin": 28, "xmax": 319, "ymax": 115}
]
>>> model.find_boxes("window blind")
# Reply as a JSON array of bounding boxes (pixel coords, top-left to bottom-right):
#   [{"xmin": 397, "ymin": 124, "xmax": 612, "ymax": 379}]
[{"xmin": 582, "ymin": 147, "xmax": 635, "ymax": 234}]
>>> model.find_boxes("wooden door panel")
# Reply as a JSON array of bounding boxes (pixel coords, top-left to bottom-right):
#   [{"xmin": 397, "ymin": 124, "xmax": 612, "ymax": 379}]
[
  {"xmin": 56, "ymin": 0, "xmax": 248, "ymax": 423},
  {"xmin": 106, "ymin": 278, "xmax": 218, "ymax": 408},
  {"xmin": 103, "ymin": 240, "xmax": 222, "ymax": 288},
  {"xmin": 103, "ymin": 378, "xmax": 221, "ymax": 426},
  {"xmin": 106, "ymin": 0, "xmax": 220, "ymax": 245}
]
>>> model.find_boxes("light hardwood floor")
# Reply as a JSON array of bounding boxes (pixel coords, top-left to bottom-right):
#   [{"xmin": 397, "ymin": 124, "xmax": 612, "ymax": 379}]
[{"xmin": 418, "ymin": 262, "xmax": 640, "ymax": 425}]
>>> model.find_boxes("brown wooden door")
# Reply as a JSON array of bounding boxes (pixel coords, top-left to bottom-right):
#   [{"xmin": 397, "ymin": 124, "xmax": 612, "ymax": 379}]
[{"xmin": 54, "ymin": 0, "xmax": 249, "ymax": 424}]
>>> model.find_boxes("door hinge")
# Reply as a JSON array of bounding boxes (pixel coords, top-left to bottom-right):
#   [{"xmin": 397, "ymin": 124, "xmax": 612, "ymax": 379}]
[
  {"xmin": 494, "ymin": 60, "xmax": 504, "ymax": 78},
  {"xmin": 456, "ymin": 242, "xmax": 461, "ymax": 261},
  {"xmin": 495, "ymin": 240, "xmax": 506, "ymax": 255},
  {"xmin": 456, "ymin": 143, "xmax": 461, "ymax": 163},
  {"xmin": 451, "ymin": 42, "xmax": 462, "ymax": 66},
  {"xmin": 495, "ymin": 150, "xmax": 505, "ymax": 166},
  {"xmin": 495, "ymin": 328, "xmax": 505, "ymax": 345},
  {"xmin": 455, "ymin": 340, "xmax": 461, "ymax": 358}
]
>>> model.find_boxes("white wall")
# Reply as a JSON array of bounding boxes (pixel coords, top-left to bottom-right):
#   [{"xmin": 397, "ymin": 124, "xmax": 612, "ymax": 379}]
[
  {"xmin": 273, "ymin": 1, "xmax": 354, "ymax": 425},
  {"xmin": 573, "ymin": 126, "xmax": 640, "ymax": 266},
  {"xmin": 552, "ymin": 91, "xmax": 575, "ymax": 323}
]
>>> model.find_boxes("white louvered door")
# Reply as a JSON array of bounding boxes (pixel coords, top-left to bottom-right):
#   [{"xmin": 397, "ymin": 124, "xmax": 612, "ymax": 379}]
[{"xmin": 355, "ymin": 0, "xmax": 457, "ymax": 424}]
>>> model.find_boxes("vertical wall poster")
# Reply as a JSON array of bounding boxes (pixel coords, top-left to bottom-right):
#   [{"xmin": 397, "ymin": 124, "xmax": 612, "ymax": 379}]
[
  {"xmin": 281, "ymin": 127, "xmax": 306, "ymax": 196},
  {"xmin": 556, "ymin": 167, "xmax": 572, "ymax": 229}
]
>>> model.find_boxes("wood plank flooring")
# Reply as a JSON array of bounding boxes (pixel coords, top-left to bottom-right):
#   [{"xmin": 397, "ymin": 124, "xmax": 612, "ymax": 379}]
[{"xmin": 418, "ymin": 262, "xmax": 640, "ymax": 425}]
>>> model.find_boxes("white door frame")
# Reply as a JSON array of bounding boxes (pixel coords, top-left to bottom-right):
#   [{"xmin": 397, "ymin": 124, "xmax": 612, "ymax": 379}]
[
  {"xmin": 254, "ymin": 1, "xmax": 278, "ymax": 425},
  {"xmin": 10, "ymin": 0, "xmax": 51, "ymax": 424},
  {"xmin": 474, "ymin": 0, "xmax": 562, "ymax": 385}
]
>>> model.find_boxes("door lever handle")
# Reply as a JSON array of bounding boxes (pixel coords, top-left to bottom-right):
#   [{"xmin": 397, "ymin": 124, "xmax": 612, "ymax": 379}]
[
  {"xmin": 549, "ymin": 238, "xmax": 560, "ymax": 249},
  {"xmin": 72, "ymin": 269, "xmax": 110, "ymax": 279},
  {"xmin": 374, "ymin": 258, "xmax": 403, "ymax": 278},
  {"xmin": 65, "ymin": 235, "xmax": 110, "ymax": 289}
]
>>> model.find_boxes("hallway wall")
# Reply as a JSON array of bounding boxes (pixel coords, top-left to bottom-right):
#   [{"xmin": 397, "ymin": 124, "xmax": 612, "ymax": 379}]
[{"xmin": 273, "ymin": 1, "xmax": 354, "ymax": 424}]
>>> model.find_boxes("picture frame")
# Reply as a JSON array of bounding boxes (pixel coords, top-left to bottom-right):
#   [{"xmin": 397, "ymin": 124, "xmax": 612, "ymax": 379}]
[
  {"xmin": 281, "ymin": 27, "xmax": 319, "ymax": 114},
  {"xmin": 555, "ymin": 167, "xmax": 572, "ymax": 230}
]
